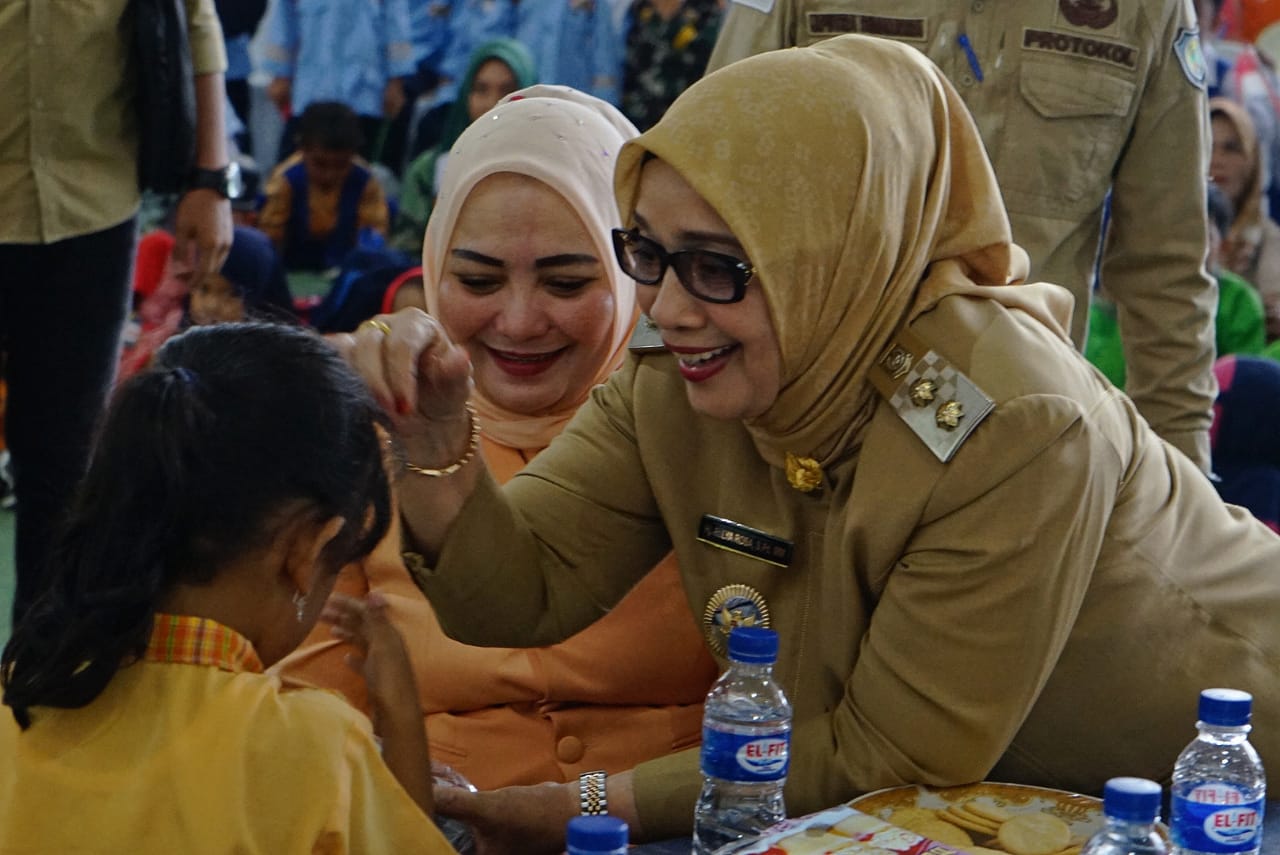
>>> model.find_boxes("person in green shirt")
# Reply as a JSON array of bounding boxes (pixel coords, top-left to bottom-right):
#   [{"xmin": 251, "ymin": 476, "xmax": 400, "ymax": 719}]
[
  {"xmin": 391, "ymin": 39, "xmax": 538, "ymax": 254},
  {"xmin": 1087, "ymin": 183, "xmax": 1268, "ymax": 387}
]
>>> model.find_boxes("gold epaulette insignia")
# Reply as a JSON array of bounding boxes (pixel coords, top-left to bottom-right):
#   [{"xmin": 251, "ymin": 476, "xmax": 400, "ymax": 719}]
[
  {"xmin": 868, "ymin": 327, "xmax": 994, "ymax": 462},
  {"xmin": 628, "ymin": 315, "xmax": 665, "ymax": 353}
]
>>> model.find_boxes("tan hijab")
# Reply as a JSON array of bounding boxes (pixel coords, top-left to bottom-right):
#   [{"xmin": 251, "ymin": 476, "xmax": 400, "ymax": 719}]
[
  {"xmin": 424, "ymin": 85, "xmax": 640, "ymax": 451},
  {"xmin": 1210, "ymin": 97, "xmax": 1267, "ymax": 261},
  {"xmin": 614, "ymin": 35, "xmax": 1072, "ymax": 469}
]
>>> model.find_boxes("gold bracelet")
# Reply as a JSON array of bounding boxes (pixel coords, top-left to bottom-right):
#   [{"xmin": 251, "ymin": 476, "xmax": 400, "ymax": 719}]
[{"xmin": 404, "ymin": 402, "xmax": 481, "ymax": 477}]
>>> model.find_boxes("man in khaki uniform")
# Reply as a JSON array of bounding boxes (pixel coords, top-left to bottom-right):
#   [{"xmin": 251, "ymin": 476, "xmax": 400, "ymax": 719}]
[
  {"xmin": 708, "ymin": 0, "xmax": 1218, "ymax": 474},
  {"xmin": 0, "ymin": 0, "xmax": 233, "ymax": 623}
]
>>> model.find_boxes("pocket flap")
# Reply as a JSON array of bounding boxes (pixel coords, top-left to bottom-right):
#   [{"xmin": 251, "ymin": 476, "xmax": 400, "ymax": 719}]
[{"xmin": 1019, "ymin": 66, "xmax": 1136, "ymax": 119}]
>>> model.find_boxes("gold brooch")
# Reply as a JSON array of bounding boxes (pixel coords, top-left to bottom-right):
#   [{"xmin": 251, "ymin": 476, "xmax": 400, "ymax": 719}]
[
  {"xmin": 703, "ymin": 584, "xmax": 772, "ymax": 657},
  {"xmin": 785, "ymin": 452, "xmax": 823, "ymax": 492},
  {"xmin": 910, "ymin": 378, "xmax": 937, "ymax": 407},
  {"xmin": 936, "ymin": 400, "xmax": 964, "ymax": 431},
  {"xmin": 879, "ymin": 345, "xmax": 914, "ymax": 380}
]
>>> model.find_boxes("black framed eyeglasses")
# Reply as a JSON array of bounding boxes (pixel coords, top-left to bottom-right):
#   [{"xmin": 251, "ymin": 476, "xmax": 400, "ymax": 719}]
[{"xmin": 611, "ymin": 228, "xmax": 756, "ymax": 304}]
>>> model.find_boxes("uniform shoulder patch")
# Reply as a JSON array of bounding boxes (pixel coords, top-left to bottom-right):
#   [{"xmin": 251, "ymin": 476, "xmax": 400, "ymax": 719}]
[
  {"xmin": 1173, "ymin": 27, "xmax": 1207, "ymax": 89},
  {"xmin": 868, "ymin": 330, "xmax": 995, "ymax": 463}
]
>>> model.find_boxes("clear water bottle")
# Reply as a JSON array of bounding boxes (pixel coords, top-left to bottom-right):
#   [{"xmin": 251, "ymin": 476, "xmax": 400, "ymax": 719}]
[
  {"xmin": 1171, "ymin": 688, "xmax": 1266, "ymax": 855},
  {"xmin": 693, "ymin": 626, "xmax": 793, "ymax": 855},
  {"xmin": 566, "ymin": 815, "xmax": 629, "ymax": 855},
  {"xmin": 1081, "ymin": 778, "xmax": 1168, "ymax": 855}
]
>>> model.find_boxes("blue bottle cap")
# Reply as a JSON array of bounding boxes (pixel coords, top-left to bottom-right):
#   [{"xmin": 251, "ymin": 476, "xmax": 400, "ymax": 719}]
[
  {"xmin": 728, "ymin": 626, "xmax": 779, "ymax": 664},
  {"xmin": 567, "ymin": 815, "xmax": 629, "ymax": 852},
  {"xmin": 1199, "ymin": 688, "xmax": 1253, "ymax": 726},
  {"xmin": 1103, "ymin": 777, "xmax": 1162, "ymax": 822}
]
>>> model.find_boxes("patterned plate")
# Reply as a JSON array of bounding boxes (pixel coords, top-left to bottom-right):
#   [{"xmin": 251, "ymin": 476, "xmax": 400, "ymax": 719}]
[{"xmin": 849, "ymin": 783, "xmax": 1105, "ymax": 855}]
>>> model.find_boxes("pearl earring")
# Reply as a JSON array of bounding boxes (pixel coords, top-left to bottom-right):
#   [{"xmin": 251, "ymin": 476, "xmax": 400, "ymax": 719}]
[{"xmin": 292, "ymin": 591, "xmax": 307, "ymax": 622}]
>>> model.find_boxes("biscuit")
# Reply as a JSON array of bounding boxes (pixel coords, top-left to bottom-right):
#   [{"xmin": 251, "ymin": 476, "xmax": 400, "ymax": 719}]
[
  {"xmin": 966, "ymin": 799, "xmax": 1015, "ymax": 824},
  {"xmin": 996, "ymin": 814, "xmax": 1072, "ymax": 855},
  {"xmin": 940, "ymin": 806, "xmax": 1001, "ymax": 836},
  {"xmin": 965, "ymin": 847, "xmax": 1009, "ymax": 855},
  {"xmin": 889, "ymin": 807, "xmax": 942, "ymax": 828},
  {"xmin": 909, "ymin": 818, "xmax": 976, "ymax": 848}
]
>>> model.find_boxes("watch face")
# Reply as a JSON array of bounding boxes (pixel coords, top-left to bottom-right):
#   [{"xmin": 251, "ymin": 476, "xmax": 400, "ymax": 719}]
[{"xmin": 225, "ymin": 162, "xmax": 244, "ymax": 200}]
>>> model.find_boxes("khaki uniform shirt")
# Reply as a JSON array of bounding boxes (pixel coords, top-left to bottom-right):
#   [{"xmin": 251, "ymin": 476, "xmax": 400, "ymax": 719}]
[
  {"xmin": 0, "ymin": 0, "xmax": 227, "ymax": 244},
  {"xmin": 419, "ymin": 295, "xmax": 1280, "ymax": 840},
  {"xmin": 707, "ymin": 0, "xmax": 1217, "ymax": 472}
]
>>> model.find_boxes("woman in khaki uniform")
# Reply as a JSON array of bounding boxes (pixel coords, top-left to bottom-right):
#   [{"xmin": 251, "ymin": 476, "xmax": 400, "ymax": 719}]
[{"xmin": 344, "ymin": 35, "xmax": 1280, "ymax": 851}]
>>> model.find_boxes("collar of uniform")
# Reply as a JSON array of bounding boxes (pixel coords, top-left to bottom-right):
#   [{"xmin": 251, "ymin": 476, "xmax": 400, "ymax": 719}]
[{"xmin": 144, "ymin": 613, "xmax": 264, "ymax": 674}]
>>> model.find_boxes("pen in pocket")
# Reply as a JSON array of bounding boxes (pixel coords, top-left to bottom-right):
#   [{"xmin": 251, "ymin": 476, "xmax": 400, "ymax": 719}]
[{"xmin": 957, "ymin": 33, "xmax": 984, "ymax": 82}]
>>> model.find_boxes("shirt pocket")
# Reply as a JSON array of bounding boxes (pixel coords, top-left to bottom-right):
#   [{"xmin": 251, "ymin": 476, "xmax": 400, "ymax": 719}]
[{"xmin": 995, "ymin": 61, "xmax": 1136, "ymax": 217}]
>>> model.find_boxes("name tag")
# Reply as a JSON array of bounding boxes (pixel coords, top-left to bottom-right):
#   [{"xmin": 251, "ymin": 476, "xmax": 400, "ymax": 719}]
[
  {"xmin": 1022, "ymin": 27, "xmax": 1139, "ymax": 70},
  {"xmin": 697, "ymin": 515, "xmax": 793, "ymax": 567}
]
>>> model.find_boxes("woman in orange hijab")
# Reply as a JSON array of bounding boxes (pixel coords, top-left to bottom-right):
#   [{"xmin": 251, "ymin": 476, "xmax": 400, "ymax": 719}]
[{"xmin": 276, "ymin": 86, "xmax": 716, "ymax": 791}]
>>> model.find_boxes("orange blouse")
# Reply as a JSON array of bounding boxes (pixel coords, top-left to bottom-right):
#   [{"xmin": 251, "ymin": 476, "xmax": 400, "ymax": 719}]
[{"xmin": 273, "ymin": 435, "xmax": 718, "ymax": 789}]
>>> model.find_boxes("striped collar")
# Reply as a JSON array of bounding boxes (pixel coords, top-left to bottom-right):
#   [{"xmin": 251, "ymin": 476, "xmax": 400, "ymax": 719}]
[{"xmin": 144, "ymin": 613, "xmax": 264, "ymax": 674}]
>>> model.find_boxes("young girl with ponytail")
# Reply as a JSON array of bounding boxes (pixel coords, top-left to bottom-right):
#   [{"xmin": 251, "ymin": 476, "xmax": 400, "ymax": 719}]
[{"xmin": 0, "ymin": 323, "xmax": 455, "ymax": 853}]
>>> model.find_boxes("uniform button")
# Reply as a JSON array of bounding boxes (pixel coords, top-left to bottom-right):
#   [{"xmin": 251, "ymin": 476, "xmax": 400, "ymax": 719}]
[
  {"xmin": 960, "ymin": 72, "xmax": 975, "ymax": 87},
  {"xmin": 556, "ymin": 735, "xmax": 585, "ymax": 764},
  {"xmin": 33, "ymin": 98, "xmax": 44, "ymax": 110},
  {"xmin": 971, "ymin": 0, "xmax": 984, "ymax": 10},
  {"xmin": 33, "ymin": 34, "xmax": 46, "ymax": 46}
]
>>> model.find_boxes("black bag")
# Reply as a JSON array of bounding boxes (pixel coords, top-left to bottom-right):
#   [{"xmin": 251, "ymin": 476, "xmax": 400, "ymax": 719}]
[{"xmin": 133, "ymin": 0, "xmax": 197, "ymax": 195}]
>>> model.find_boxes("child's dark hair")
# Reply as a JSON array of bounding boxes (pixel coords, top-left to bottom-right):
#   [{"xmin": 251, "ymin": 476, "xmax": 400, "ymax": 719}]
[
  {"xmin": 1207, "ymin": 181, "xmax": 1236, "ymax": 237},
  {"xmin": 1, "ymin": 323, "xmax": 392, "ymax": 728},
  {"xmin": 295, "ymin": 101, "xmax": 365, "ymax": 152}
]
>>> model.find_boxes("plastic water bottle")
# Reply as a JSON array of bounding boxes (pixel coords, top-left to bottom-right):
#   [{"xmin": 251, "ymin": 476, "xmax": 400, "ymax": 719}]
[
  {"xmin": 566, "ymin": 815, "xmax": 629, "ymax": 855},
  {"xmin": 1081, "ymin": 778, "xmax": 1168, "ymax": 855},
  {"xmin": 1171, "ymin": 689, "xmax": 1266, "ymax": 855},
  {"xmin": 693, "ymin": 626, "xmax": 793, "ymax": 855}
]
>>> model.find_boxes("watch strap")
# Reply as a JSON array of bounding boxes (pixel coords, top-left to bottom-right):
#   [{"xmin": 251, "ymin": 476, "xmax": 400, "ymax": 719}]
[{"xmin": 578, "ymin": 770, "xmax": 607, "ymax": 816}]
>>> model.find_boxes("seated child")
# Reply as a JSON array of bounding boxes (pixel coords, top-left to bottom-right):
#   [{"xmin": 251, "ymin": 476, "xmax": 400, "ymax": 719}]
[
  {"xmin": 0, "ymin": 323, "xmax": 453, "ymax": 852},
  {"xmin": 118, "ymin": 227, "xmax": 297, "ymax": 381},
  {"xmin": 259, "ymin": 101, "xmax": 390, "ymax": 272}
]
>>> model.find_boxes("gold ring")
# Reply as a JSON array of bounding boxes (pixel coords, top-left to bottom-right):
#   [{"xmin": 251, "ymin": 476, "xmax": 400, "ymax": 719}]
[{"xmin": 359, "ymin": 319, "xmax": 392, "ymax": 336}]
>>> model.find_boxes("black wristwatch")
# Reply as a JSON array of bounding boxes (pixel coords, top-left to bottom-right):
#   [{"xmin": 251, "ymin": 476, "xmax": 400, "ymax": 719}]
[{"xmin": 188, "ymin": 162, "xmax": 243, "ymax": 199}]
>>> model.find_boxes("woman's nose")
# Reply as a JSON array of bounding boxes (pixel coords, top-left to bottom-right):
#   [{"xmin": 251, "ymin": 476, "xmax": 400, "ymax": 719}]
[
  {"xmin": 493, "ymin": 290, "xmax": 552, "ymax": 340},
  {"xmin": 647, "ymin": 266, "xmax": 704, "ymax": 331}
]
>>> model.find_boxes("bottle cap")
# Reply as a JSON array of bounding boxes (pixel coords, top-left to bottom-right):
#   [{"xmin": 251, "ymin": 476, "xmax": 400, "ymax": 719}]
[
  {"xmin": 727, "ymin": 626, "xmax": 779, "ymax": 664},
  {"xmin": 1199, "ymin": 688, "xmax": 1253, "ymax": 726},
  {"xmin": 567, "ymin": 815, "xmax": 628, "ymax": 852},
  {"xmin": 1103, "ymin": 777, "xmax": 1162, "ymax": 822}
]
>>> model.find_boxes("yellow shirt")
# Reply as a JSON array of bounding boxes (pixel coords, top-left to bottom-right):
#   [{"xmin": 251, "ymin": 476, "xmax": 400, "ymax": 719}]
[
  {"xmin": 258, "ymin": 153, "xmax": 391, "ymax": 250},
  {"xmin": 0, "ymin": 614, "xmax": 454, "ymax": 854},
  {"xmin": 0, "ymin": 0, "xmax": 227, "ymax": 244}
]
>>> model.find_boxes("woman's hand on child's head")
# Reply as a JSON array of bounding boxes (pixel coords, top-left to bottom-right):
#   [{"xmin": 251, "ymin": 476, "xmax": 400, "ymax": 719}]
[
  {"xmin": 324, "ymin": 592, "xmax": 417, "ymax": 725},
  {"xmin": 339, "ymin": 308, "xmax": 474, "ymax": 425}
]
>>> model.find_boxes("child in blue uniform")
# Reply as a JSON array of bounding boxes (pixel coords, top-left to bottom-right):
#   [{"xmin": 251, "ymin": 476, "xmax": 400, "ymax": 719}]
[
  {"xmin": 261, "ymin": 0, "xmax": 416, "ymax": 165},
  {"xmin": 259, "ymin": 102, "xmax": 390, "ymax": 272}
]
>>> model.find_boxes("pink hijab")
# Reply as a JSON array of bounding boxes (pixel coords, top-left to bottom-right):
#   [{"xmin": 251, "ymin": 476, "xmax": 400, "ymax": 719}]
[{"xmin": 423, "ymin": 85, "xmax": 640, "ymax": 451}]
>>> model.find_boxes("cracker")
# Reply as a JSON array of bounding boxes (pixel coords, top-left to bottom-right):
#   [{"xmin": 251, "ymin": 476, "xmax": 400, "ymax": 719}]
[
  {"xmin": 889, "ymin": 807, "xmax": 941, "ymax": 828},
  {"xmin": 909, "ymin": 819, "xmax": 976, "ymax": 848},
  {"xmin": 965, "ymin": 847, "xmax": 1010, "ymax": 855},
  {"xmin": 966, "ymin": 798, "xmax": 1014, "ymax": 824},
  {"xmin": 997, "ymin": 814, "xmax": 1071, "ymax": 855},
  {"xmin": 940, "ymin": 806, "xmax": 1001, "ymax": 835}
]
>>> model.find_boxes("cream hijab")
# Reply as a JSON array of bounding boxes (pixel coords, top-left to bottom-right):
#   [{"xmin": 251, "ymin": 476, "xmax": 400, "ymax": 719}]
[
  {"xmin": 1210, "ymin": 97, "xmax": 1267, "ymax": 261},
  {"xmin": 614, "ymin": 35, "xmax": 1073, "ymax": 470},
  {"xmin": 424, "ymin": 85, "xmax": 640, "ymax": 451}
]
